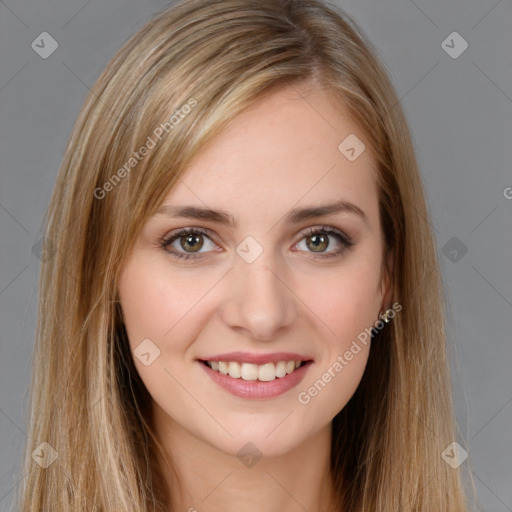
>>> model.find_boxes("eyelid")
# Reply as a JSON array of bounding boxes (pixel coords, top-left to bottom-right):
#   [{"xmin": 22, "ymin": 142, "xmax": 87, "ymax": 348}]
[
  {"xmin": 159, "ymin": 226, "xmax": 220, "ymax": 251},
  {"xmin": 292, "ymin": 225, "xmax": 352, "ymax": 245},
  {"xmin": 159, "ymin": 224, "xmax": 353, "ymax": 260}
]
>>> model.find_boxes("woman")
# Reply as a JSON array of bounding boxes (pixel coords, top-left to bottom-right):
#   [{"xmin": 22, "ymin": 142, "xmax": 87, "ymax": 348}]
[{"xmin": 17, "ymin": 0, "xmax": 475, "ymax": 510}]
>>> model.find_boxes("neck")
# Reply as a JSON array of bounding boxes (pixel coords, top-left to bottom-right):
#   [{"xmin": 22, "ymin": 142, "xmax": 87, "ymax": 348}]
[{"xmin": 150, "ymin": 406, "xmax": 338, "ymax": 512}]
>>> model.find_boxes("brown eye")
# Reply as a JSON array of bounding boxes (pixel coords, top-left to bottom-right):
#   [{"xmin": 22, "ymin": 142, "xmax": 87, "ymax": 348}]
[
  {"xmin": 179, "ymin": 233, "xmax": 204, "ymax": 252},
  {"xmin": 294, "ymin": 226, "xmax": 353, "ymax": 259},
  {"xmin": 305, "ymin": 233, "xmax": 329, "ymax": 252},
  {"xmin": 160, "ymin": 227, "xmax": 217, "ymax": 260}
]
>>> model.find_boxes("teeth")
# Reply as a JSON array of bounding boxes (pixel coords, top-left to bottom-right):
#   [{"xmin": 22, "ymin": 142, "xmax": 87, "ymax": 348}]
[
  {"xmin": 205, "ymin": 360, "xmax": 304, "ymax": 381},
  {"xmin": 228, "ymin": 361, "xmax": 241, "ymax": 378},
  {"xmin": 258, "ymin": 363, "xmax": 275, "ymax": 382},
  {"xmin": 275, "ymin": 361, "xmax": 287, "ymax": 378},
  {"xmin": 241, "ymin": 363, "xmax": 258, "ymax": 381}
]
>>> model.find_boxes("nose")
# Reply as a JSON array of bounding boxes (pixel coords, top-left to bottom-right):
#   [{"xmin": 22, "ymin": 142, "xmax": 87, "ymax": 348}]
[{"xmin": 219, "ymin": 253, "xmax": 298, "ymax": 342}]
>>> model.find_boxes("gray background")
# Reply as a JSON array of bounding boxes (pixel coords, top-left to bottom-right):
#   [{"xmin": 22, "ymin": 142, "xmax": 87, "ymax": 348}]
[{"xmin": 1, "ymin": 0, "xmax": 511, "ymax": 510}]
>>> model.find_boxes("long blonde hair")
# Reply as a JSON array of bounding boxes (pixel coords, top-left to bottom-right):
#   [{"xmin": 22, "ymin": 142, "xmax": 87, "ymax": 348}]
[{"xmin": 16, "ymin": 0, "xmax": 475, "ymax": 510}]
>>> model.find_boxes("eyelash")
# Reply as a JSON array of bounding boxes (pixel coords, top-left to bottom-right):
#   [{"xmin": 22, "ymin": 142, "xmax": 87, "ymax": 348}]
[{"xmin": 158, "ymin": 226, "xmax": 353, "ymax": 262}]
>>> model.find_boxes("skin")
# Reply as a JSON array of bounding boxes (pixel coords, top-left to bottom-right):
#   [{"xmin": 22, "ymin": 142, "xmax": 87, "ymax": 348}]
[{"xmin": 118, "ymin": 80, "xmax": 392, "ymax": 512}]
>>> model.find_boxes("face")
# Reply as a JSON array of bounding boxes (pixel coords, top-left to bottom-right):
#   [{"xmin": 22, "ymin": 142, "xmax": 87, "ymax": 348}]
[{"xmin": 117, "ymin": 82, "xmax": 390, "ymax": 458}]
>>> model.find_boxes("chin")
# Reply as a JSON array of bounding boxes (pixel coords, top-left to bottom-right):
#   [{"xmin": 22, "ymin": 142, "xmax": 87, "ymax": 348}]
[
  {"xmin": 209, "ymin": 433, "xmax": 302, "ymax": 461},
  {"xmin": 201, "ymin": 416, "xmax": 315, "ymax": 460}
]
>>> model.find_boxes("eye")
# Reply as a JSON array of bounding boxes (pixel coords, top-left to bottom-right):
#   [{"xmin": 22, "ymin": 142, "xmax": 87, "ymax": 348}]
[
  {"xmin": 159, "ymin": 227, "xmax": 219, "ymax": 261},
  {"xmin": 293, "ymin": 226, "xmax": 353, "ymax": 259},
  {"xmin": 159, "ymin": 225, "xmax": 353, "ymax": 262}
]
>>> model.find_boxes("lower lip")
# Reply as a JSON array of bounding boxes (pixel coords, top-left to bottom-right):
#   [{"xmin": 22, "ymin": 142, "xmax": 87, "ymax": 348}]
[{"xmin": 198, "ymin": 361, "xmax": 313, "ymax": 399}]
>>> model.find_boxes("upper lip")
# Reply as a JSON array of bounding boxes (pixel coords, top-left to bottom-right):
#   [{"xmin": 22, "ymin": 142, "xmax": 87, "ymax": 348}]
[{"xmin": 198, "ymin": 351, "xmax": 313, "ymax": 365}]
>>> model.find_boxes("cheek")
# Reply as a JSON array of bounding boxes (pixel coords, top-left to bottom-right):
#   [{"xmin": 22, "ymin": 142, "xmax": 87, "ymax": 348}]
[
  {"xmin": 117, "ymin": 257, "xmax": 215, "ymax": 425},
  {"xmin": 295, "ymin": 286, "xmax": 375, "ymax": 426},
  {"xmin": 304, "ymin": 251, "xmax": 383, "ymax": 346},
  {"xmin": 296, "ymin": 348, "xmax": 369, "ymax": 432},
  {"xmin": 292, "ymin": 252, "xmax": 381, "ymax": 417},
  {"xmin": 118, "ymin": 255, "xmax": 214, "ymax": 349}
]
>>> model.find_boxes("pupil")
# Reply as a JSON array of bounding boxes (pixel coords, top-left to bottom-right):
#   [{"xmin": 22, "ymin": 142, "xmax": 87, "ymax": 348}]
[
  {"xmin": 184, "ymin": 234, "xmax": 201, "ymax": 251},
  {"xmin": 310, "ymin": 234, "xmax": 327, "ymax": 251}
]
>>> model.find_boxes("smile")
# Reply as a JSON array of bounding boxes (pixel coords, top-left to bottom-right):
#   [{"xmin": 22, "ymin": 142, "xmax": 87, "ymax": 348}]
[
  {"xmin": 198, "ymin": 358, "xmax": 313, "ymax": 399},
  {"xmin": 203, "ymin": 360, "xmax": 305, "ymax": 381}
]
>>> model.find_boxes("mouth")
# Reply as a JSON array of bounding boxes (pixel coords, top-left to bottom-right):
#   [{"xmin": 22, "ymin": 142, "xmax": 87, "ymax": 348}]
[
  {"xmin": 199, "ymin": 359, "xmax": 310, "ymax": 381},
  {"xmin": 197, "ymin": 356, "xmax": 314, "ymax": 399}
]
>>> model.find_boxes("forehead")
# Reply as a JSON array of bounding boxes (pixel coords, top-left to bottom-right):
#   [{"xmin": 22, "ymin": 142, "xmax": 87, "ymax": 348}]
[{"xmin": 162, "ymin": 83, "xmax": 379, "ymax": 228}]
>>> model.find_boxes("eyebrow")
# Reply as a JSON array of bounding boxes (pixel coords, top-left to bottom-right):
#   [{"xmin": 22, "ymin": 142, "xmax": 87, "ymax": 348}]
[{"xmin": 155, "ymin": 199, "xmax": 369, "ymax": 228}]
